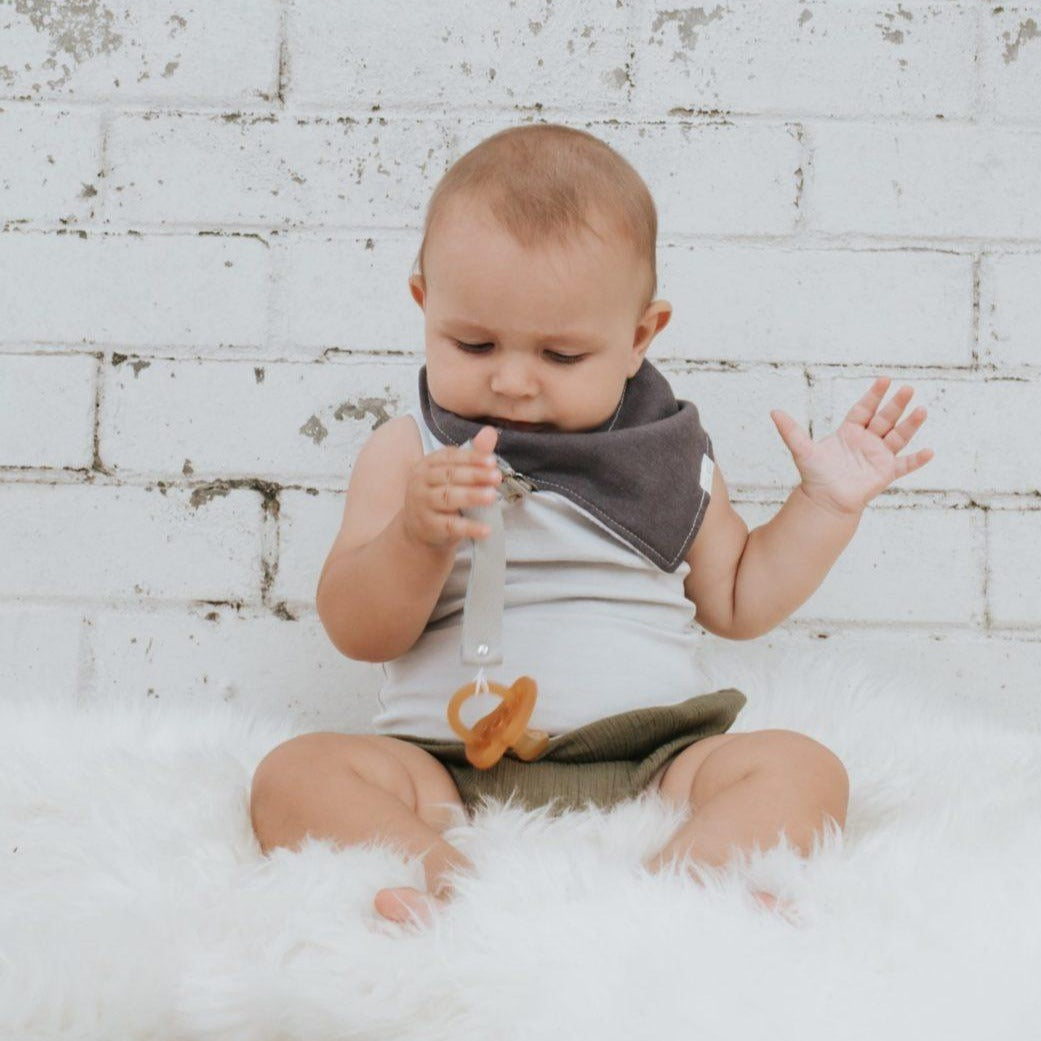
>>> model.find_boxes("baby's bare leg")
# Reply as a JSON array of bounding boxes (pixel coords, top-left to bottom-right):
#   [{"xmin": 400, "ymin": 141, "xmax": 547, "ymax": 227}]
[
  {"xmin": 251, "ymin": 733, "xmax": 473, "ymax": 908},
  {"xmin": 647, "ymin": 730, "xmax": 849, "ymax": 909}
]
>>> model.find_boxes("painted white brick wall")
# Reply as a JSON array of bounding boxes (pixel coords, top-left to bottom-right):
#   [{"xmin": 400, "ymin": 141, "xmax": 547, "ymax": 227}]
[{"xmin": 1, "ymin": 1, "xmax": 1039, "ymax": 734}]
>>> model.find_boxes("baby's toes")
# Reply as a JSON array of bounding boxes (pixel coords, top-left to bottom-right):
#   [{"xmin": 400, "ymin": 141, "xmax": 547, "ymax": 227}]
[{"xmin": 374, "ymin": 886, "xmax": 446, "ymax": 926}]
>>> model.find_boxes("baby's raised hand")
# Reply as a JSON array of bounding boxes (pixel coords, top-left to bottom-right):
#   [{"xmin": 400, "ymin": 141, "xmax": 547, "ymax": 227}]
[
  {"xmin": 770, "ymin": 377, "xmax": 934, "ymax": 516},
  {"xmin": 402, "ymin": 425, "xmax": 503, "ymax": 548}
]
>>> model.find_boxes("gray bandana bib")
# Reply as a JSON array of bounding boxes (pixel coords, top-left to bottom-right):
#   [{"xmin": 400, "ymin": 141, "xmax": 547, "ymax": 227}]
[{"xmin": 418, "ymin": 359, "xmax": 715, "ymax": 573}]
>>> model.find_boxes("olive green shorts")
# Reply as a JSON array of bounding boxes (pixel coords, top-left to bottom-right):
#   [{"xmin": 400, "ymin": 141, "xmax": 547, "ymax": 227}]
[{"xmin": 390, "ymin": 688, "xmax": 747, "ymax": 816}]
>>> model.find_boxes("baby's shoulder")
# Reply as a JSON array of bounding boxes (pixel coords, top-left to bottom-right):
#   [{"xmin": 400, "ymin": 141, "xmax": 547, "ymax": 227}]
[{"xmin": 358, "ymin": 413, "xmax": 424, "ymax": 472}]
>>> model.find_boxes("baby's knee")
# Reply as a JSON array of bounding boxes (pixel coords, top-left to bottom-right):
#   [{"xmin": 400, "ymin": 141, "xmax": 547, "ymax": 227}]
[
  {"xmin": 758, "ymin": 729, "xmax": 850, "ymax": 823},
  {"xmin": 250, "ymin": 733, "xmax": 358, "ymax": 833}
]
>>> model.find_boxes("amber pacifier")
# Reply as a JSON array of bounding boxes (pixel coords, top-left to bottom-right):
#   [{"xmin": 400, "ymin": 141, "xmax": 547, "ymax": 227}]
[{"xmin": 447, "ymin": 675, "xmax": 550, "ymax": 770}]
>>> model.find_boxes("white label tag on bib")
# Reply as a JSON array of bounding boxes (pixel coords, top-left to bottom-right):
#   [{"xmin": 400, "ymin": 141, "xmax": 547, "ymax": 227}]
[{"xmin": 699, "ymin": 454, "xmax": 715, "ymax": 495}]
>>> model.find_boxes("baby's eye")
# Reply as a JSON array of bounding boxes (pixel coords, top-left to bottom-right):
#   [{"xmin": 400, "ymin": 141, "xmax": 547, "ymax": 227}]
[
  {"xmin": 454, "ymin": 340, "xmax": 493, "ymax": 354},
  {"xmin": 545, "ymin": 351, "xmax": 586, "ymax": 365}
]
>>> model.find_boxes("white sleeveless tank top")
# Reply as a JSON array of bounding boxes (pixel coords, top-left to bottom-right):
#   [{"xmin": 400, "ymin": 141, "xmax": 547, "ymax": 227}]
[{"xmin": 371, "ymin": 408, "xmax": 706, "ymax": 739}]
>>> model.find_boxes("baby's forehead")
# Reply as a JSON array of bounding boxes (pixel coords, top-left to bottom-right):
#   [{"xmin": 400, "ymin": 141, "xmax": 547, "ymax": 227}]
[{"xmin": 442, "ymin": 189, "xmax": 630, "ymax": 244}]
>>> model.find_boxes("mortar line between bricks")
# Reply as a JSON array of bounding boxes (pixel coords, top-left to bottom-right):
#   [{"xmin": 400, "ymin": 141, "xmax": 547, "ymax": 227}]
[
  {"xmin": 6, "ymin": 347, "xmax": 1037, "ymax": 380},
  {"xmin": 1, "ymin": 472, "xmax": 1037, "ymax": 512},
  {"xmin": 276, "ymin": 0, "xmax": 290, "ymax": 109},
  {"xmin": 971, "ymin": 253, "xmax": 982, "ymax": 367},
  {"xmin": 6, "ymin": 597, "xmax": 1039, "ymax": 640},
  {"xmin": 973, "ymin": 0, "xmax": 987, "ymax": 125},
  {"xmin": 90, "ymin": 351, "xmax": 106, "ymax": 474},
  {"xmin": 13, "ymin": 347, "xmax": 1041, "ymax": 380},
  {"xmin": 7, "ymin": 221, "xmax": 1041, "ymax": 252},
  {"xmin": 982, "ymin": 508, "xmax": 993, "ymax": 631},
  {"xmin": 0, "ymin": 100, "xmax": 1016, "ymax": 127}
]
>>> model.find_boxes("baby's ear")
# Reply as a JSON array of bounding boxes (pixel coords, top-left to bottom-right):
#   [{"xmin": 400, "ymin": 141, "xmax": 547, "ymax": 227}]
[
  {"xmin": 408, "ymin": 275, "xmax": 426, "ymax": 309},
  {"xmin": 629, "ymin": 299, "xmax": 672, "ymax": 373}
]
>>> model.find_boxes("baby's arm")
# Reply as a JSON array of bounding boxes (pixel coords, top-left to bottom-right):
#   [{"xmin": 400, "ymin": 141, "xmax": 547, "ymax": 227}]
[
  {"xmin": 685, "ymin": 465, "xmax": 860, "ymax": 640},
  {"xmin": 685, "ymin": 377, "xmax": 933, "ymax": 641},
  {"xmin": 316, "ymin": 418, "xmax": 501, "ymax": 662}
]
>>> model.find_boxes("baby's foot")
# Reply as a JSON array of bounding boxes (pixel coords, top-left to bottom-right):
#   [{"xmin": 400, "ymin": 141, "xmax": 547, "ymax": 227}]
[
  {"xmin": 751, "ymin": 889, "xmax": 799, "ymax": 924},
  {"xmin": 374, "ymin": 886, "xmax": 448, "ymax": 926}
]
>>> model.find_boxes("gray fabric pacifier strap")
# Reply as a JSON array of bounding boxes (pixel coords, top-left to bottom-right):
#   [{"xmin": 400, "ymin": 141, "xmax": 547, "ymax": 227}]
[
  {"xmin": 459, "ymin": 438, "xmax": 506, "ymax": 666},
  {"xmin": 460, "ymin": 498, "xmax": 505, "ymax": 666}
]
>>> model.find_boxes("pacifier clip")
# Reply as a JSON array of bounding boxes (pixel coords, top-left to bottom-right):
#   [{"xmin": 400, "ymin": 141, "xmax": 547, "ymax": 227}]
[{"xmin": 446, "ymin": 448, "xmax": 549, "ymax": 770}]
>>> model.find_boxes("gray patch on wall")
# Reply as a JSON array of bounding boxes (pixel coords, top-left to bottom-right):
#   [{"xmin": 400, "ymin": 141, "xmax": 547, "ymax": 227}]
[
  {"xmin": 299, "ymin": 415, "xmax": 328, "ymax": 444},
  {"xmin": 1003, "ymin": 19, "xmax": 1039, "ymax": 64},
  {"xmin": 334, "ymin": 396, "xmax": 395, "ymax": 429},
  {"xmin": 12, "ymin": 0, "xmax": 124, "ymax": 62}
]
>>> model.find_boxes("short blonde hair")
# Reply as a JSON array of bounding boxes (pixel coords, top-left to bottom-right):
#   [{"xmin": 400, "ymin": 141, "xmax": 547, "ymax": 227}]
[{"xmin": 413, "ymin": 123, "xmax": 658, "ymax": 312}]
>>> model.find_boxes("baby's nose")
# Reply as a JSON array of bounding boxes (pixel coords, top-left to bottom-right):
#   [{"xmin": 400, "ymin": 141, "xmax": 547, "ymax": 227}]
[{"xmin": 489, "ymin": 360, "xmax": 537, "ymax": 397}]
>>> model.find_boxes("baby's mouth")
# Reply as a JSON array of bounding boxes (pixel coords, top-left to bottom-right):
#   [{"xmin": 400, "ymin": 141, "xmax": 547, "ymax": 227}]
[{"xmin": 479, "ymin": 417, "xmax": 552, "ymax": 433}]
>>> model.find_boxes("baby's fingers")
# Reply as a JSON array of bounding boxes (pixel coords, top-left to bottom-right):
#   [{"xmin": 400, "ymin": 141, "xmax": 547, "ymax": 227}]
[
  {"xmin": 437, "ymin": 511, "xmax": 494, "ymax": 542},
  {"xmin": 426, "ymin": 480, "xmax": 499, "ymax": 513},
  {"xmin": 882, "ymin": 405, "xmax": 928, "ymax": 454},
  {"xmin": 893, "ymin": 446, "xmax": 935, "ymax": 479},
  {"xmin": 424, "ymin": 459, "xmax": 502, "ymax": 491}
]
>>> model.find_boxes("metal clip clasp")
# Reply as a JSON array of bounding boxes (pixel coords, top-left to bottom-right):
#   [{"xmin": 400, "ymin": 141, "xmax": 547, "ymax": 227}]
[{"xmin": 496, "ymin": 456, "xmax": 535, "ymax": 502}]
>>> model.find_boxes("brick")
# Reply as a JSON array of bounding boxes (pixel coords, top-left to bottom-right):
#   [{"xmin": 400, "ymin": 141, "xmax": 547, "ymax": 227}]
[
  {"xmin": 0, "ymin": 483, "xmax": 263, "ymax": 600},
  {"xmin": 106, "ymin": 113, "xmax": 453, "ymax": 228},
  {"xmin": 100, "ymin": 356, "xmax": 418, "ymax": 480},
  {"xmin": 988, "ymin": 509, "xmax": 1041, "ymax": 627},
  {"xmin": 0, "ymin": 603, "xmax": 82, "ymax": 701},
  {"xmin": 981, "ymin": 7, "xmax": 1041, "ymax": 124},
  {"xmin": 288, "ymin": 0, "xmax": 632, "ymax": 110},
  {"xmin": 602, "ymin": 121, "xmax": 801, "ymax": 237},
  {"xmin": 814, "ymin": 373, "xmax": 1041, "ymax": 496},
  {"xmin": 88, "ymin": 606, "xmax": 382, "ymax": 732},
  {"xmin": 0, "ymin": 352, "xmax": 96, "ymax": 468},
  {"xmin": 661, "ymin": 364, "xmax": 810, "ymax": 488},
  {"xmin": 632, "ymin": 2, "xmax": 976, "ymax": 119},
  {"xmin": 0, "ymin": 0, "xmax": 280, "ymax": 104},
  {"xmin": 731, "ymin": 498, "xmax": 981, "ymax": 626},
  {"xmin": 0, "ymin": 231, "xmax": 268, "ymax": 349},
  {"xmin": 810, "ymin": 123, "xmax": 1041, "ymax": 238},
  {"xmin": 275, "ymin": 234, "xmax": 425, "ymax": 355},
  {"xmin": 657, "ymin": 245, "xmax": 973, "ymax": 366},
  {"xmin": 0, "ymin": 106, "xmax": 100, "ymax": 224},
  {"xmin": 273, "ymin": 488, "xmax": 345, "ymax": 605},
  {"xmin": 980, "ymin": 253, "xmax": 1041, "ymax": 368}
]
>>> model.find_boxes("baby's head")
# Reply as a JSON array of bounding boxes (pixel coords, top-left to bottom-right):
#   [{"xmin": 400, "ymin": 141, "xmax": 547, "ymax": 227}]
[{"xmin": 409, "ymin": 124, "xmax": 672, "ymax": 433}]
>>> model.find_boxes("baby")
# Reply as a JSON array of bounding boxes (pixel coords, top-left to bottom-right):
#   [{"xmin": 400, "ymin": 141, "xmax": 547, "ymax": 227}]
[{"xmin": 250, "ymin": 123, "xmax": 933, "ymax": 926}]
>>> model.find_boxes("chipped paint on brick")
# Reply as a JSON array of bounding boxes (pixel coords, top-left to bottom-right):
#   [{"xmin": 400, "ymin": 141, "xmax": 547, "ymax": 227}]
[
  {"xmin": 1002, "ymin": 19, "xmax": 1039, "ymax": 64},
  {"xmin": 299, "ymin": 414, "xmax": 328, "ymax": 444},
  {"xmin": 12, "ymin": 0, "xmax": 123, "ymax": 63},
  {"xmin": 130, "ymin": 359, "xmax": 151, "ymax": 378},
  {"xmin": 189, "ymin": 483, "xmax": 232, "ymax": 508},
  {"xmin": 878, "ymin": 6, "xmax": 913, "ymax": 45},
  {"xmin": 254, "ymin": 367, "xmax": 265, "ymax": 384},
  {"xmin": 182, "ymin": 459, "xmax": 194, "ymax": 476},
  {"xmin": 649, "ymin": 6, "xmax": 725, "ymax": 62},
  {"xmin": 334, "ymin": 396, "xmax": 395, "ymax": 429}
]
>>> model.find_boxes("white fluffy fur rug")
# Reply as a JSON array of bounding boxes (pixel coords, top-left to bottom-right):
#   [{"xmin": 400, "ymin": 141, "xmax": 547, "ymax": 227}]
[{"xmin": 3, "ymin": 650, "xmax": 1040, "ymax": 1040}]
